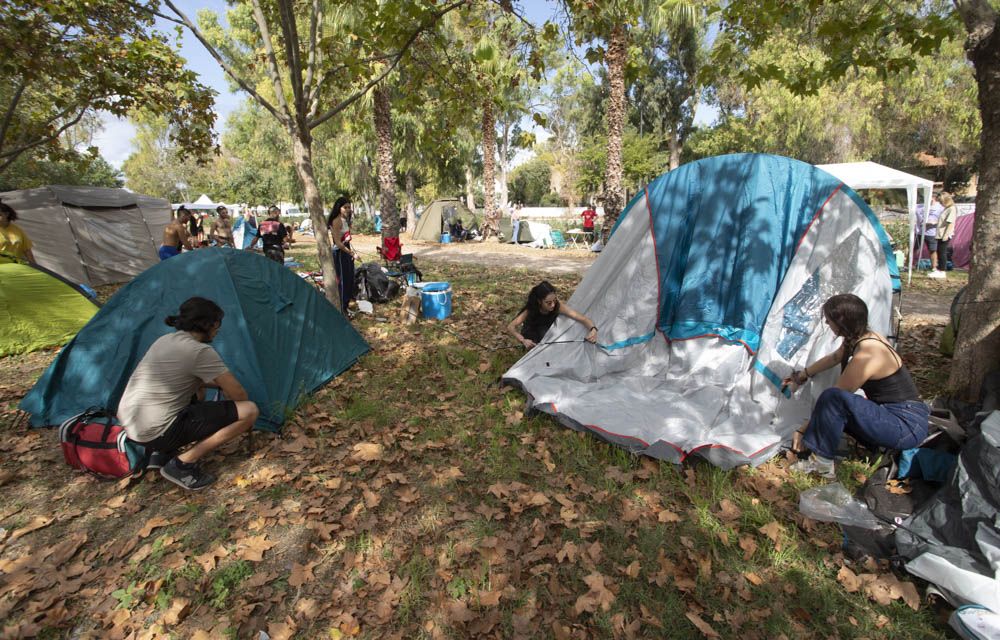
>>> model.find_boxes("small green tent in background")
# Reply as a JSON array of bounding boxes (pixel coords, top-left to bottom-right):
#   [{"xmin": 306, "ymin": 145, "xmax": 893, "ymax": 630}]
[
  {"xmin": 499, "ymin": 217, "xmax": 535, "ymax": 244},
  {"xmin": 412, "ymin": 198, "xmax": 478, "ymax": 242},
  {"xmin": 0, "ymin": 262, "xmax": 99, "ymax": 357}
]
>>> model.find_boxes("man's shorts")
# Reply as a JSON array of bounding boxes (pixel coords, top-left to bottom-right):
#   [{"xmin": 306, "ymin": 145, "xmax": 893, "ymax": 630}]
[
  {"xmin": 922, "ymin": 236, "xmax": 939, "ymax": 252},
  {"xmin": 142, "ymin": 401, "xmax": 239, "ymax": 454},
  {"xmin": 158, "ymin": 245, "xmax": 181, "ymax": 260}
]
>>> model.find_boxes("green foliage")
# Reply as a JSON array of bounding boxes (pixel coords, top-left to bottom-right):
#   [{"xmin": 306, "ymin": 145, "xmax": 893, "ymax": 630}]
[
  {"xmin": 0, "ymin": 1, "xmax": 216, "ymax": 173},
  {"xmin": 509, "ymin": 157, "xmax": 552, "ymax": 206},
  {"xmin": 710, "ymin": 0, "xmax": 960, "ymax": 95},
  {"xmin": 690, "ymin": 30, "xmax": 978, "ymax": 174},
  {"xmin": 0, "ymin": 148, "xmax": 121, "ymax": 191}
]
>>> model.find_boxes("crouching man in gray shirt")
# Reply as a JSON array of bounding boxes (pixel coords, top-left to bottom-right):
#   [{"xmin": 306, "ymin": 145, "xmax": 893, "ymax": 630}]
[{"xmin": 118, "ymin": 297, "xmax": 259, "ymax": 491}]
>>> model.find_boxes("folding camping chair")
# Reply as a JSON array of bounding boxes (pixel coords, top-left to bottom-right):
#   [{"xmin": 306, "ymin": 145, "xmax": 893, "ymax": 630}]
[{"xmin": 549, "ymin": 230, "xmax": 569, "ymax": 249}]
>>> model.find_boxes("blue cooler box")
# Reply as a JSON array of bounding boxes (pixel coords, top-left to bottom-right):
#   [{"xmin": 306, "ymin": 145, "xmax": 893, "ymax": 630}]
[
  {"xmin": 421, "ymin": 282, "xmax": 452, "ymax": 319},
  {"xmin": 440, "ymin": 233, "xmax": 451, "ymax": 243}
]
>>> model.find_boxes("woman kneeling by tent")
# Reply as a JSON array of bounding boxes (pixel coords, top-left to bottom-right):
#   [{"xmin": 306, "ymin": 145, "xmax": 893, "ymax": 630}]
[
  {"xmin": 783, "ymin": 294, "xmax": 929, "ymax": 478},
  {"xmin": 508, "ymin": 281, "xmax": 598, "ymax": 349}
]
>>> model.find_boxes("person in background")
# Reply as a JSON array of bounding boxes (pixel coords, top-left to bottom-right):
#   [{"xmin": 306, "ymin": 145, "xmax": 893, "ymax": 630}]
[
  {"xmin": 916, "ymin": 194, "xmax": 944, "ymax": 277},
  {"xmin": 327, "ymin": 196, "xmax": 358, "ymax": 313},
  {"xmin": 0, "ymin": 201, "xmax": 35, "ymax": 263},
  {"xmin": 507, "ymin": 280, "xmax": 598, "ymax": 349},
  {"xmin": 210, "ymin": 206, "xmax": 235, "ymax": 247},
  {"xmin": 782, "ymin": 293, "xmax": 929, "ymax": 478},
  {"xmin": 117, "ymin": 297, "xmax": 259, "ymax": 491},
  {"xmin": 511, "ymin": 203, "xmax": 522, "ymax": 245},
  {"xmin": 929, "ymin": 193, "xmax": 958, "ymax": 278},
  {"xmin": 258, "ymin": 205, "xmax": 288, "ymax": 263},
  {"xmin": 189, "ymin": 210, "xmax": 206, "ymax": 245},
  {"xmin": 160, "ymin": 207, "xmax": 195, "ymax": 260},
  {"xmin": 581, "ymin": 204, "xmax": 598, "ymax": 241}
]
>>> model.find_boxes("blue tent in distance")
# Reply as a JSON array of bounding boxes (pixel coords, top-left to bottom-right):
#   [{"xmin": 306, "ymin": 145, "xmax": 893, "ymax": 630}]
[{"xmin": 21, "ymin": 248, "xmax": 369, "ymax": 432}]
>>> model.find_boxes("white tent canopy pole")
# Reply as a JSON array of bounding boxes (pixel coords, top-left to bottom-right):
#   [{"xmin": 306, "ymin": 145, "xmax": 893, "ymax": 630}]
[{"xmin": 816, "ymin": 161, "xmax": 935, "ymax": 288}]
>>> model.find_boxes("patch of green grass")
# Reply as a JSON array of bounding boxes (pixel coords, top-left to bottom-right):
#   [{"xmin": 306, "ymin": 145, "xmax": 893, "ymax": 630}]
[
  {"xmin": 396, "ymin": 553, "xmax": 432, "ymax": 625},
  {"xmin": 209, "ymin": 560, "xmax": 254, "ymax": 610}
]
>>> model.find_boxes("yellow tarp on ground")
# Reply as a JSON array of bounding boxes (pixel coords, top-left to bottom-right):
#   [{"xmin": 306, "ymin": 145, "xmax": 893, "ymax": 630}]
[{"xmin": 0, "ymin": 262, "xmax": 98, "ymax": 357}]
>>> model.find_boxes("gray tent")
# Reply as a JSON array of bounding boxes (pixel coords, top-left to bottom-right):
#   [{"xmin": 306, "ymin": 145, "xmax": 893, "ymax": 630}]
[
  {"xmin": 499, "ymin": 217, "xmax": 535, "ymax": 243},
  {"xmin": 0, "ymin": 186, "xmax": 170, "ymax": 287},
  {"xmin": 412, "ymin": 198, "xmax": 477, "ymax": 242}
]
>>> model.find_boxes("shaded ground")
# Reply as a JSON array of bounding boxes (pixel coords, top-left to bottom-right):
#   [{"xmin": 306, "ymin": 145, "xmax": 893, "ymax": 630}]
[{"xmin": 0, "ymin": 248, "xmax": 963, "ymax": 640}]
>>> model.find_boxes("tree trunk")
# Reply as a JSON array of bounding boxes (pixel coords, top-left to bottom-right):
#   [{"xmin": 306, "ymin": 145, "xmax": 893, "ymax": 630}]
[
  {"xmin": 481, "ymin": 97, "xmax": 500, "ymax": 240},
  {"xmin": 405, "ymin": 169, "xmax": 417, "ymax": 233},
  {"xmin": 601, "ymin": 24, "xmax": 628, "ymax": 245},
  {"xmin": 291, "ymin": 133, "xmax": 341, "ymax": 310},
  {"xmin": 949, "ymin": 3, "xmax": 1000, "ymax": 400},
  {"xmin": 465, "ymin": 166, "xmax": 476, "ymax": 211},
  {"xmin": 669, "ymin": 125, "xmax": 681, "ymax": 170},
  {"xmin": 373, "ymin": 83, "xmax": 399, "ymax": 243},
  {"xmin": 498, "ymin": 119, "xmax": 511, "ymax": 213}
]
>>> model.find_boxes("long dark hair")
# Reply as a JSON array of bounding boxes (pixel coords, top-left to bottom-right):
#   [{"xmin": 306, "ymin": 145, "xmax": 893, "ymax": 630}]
[
  {"xmin": 165, "ymin": 297, "xmax": 224, "ymax": 334},
  {"xmin": 327, "ymin": 196, "xmax": 351, "ymax": 228},
  {"xmin": 0, "ymin": 202, "xmax": 17, "ymax": 221},
  {"xmin": 823, "ymin": 293, "xmax": 869, "ymax": 362},
  {"xmin": 521, "ymin": 281, "xmax": 559, "ymax": 322}
]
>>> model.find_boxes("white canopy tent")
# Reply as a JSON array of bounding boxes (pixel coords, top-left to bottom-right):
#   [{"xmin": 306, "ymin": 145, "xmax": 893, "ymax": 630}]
[
  {"xmin": 172, "ymin": 195, "xmax": 235, "ymax": 212},
  {"xmin": 817, "ymin": 161, "xmax": 934, "ymax": 284}
]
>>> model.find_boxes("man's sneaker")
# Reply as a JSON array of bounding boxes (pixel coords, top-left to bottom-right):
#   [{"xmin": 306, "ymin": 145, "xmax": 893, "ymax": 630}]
[
  {"xmin": 791, "ymin": 455, "xmax": 836, "ymax": 479},
  {"xmin": 160, "ymin": 458, "xmax": 216, "ymax": 491},
  {"xmin": 146, "ymin": 451, "xmax": 171, "ymax": 470},
  {"xmin": 928, "ymin": 270, "xmax": 946, "ymax": 279}
]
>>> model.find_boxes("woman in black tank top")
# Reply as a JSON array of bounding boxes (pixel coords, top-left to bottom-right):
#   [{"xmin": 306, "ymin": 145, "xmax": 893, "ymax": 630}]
[
  {"xmin": 507, "ymin": 281, "xmax": 598, "ymax": 349},
  {"xmin": 782, "ymin": 294, "xmax": 929, "ymax": 477}
]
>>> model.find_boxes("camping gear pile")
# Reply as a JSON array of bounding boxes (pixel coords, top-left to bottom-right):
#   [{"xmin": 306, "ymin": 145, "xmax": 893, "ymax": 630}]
[
  {"xmin": 21, "ymin": 248, "xmax": 369, "ymax": 432},
  {"xmin": 795, "ymin": 380, "xmax": 1000, "ymax": 639},
  {"xmin": 505, "ymin": 153, "xmax": 900, "ymax": 468}
]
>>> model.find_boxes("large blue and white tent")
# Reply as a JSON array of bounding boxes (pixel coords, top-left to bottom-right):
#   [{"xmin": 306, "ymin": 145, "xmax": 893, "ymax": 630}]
[{"xmin": 504, "ymin": 153, "xmax": 899, "ymax": 468}]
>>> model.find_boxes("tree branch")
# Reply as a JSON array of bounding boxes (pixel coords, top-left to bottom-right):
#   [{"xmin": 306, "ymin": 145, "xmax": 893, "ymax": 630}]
[
  {"xmin": 276, "ymin": 0, "xmax": 305, "ymax": 120},
  {"xmin": 303, "ymin": 0, "xmax": 321, "ymax": 104},
  {"xmin": 249, "ymin": 0, "xmax": 295, "ymax": 125},
  {"xmin": 309, "ymin": 0, "xmax": 469, "ymax": 130},
  {"xmin": 0, "ymin": 78, "xmax": 26, "ymax": 154},
  {"xmin": 0, "ymin": 106, "xmax": 87, "ymax": 171},
  {"xmin": 161, "ymin": 0, "xmax": 285, "ymax": 123}
]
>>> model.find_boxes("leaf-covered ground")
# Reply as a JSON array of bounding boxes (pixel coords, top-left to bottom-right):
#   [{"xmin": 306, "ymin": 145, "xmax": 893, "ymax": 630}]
[{"xmin": 0, "ymin": 249, "xmax": 961, "ymax": 639}]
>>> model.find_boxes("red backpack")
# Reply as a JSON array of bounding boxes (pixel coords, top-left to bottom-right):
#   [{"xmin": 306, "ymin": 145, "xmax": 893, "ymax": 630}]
[{"xmin": 59, "ymin": 409, "xmax": 148, "ymax": 479}]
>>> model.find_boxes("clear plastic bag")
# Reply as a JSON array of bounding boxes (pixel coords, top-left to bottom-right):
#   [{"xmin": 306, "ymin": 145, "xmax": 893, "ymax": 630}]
[{"xmin": 798, "ymin": 482, "xmax": 883, "ymax": 530}]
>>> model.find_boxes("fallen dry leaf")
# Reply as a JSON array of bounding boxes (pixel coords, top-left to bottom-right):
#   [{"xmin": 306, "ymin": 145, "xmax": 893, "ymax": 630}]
[
  {"xmin": 574, "ymin": 572, "xmax": 616, "ymax": 615},
  {"xmin": 685, "ymin": 611, "xmax": 721, "ymax": 638},
  {"xmin": 351, "ymin": 442, "xmax": 383, "ymax": 462}
]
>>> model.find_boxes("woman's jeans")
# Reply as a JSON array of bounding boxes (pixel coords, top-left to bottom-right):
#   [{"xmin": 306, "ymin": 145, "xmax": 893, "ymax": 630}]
[
  {"xmin": 803, "ymin": 388, "xmax": 929, "ymax": 459},
  {"xmin": 333, "ymin": 248, "xmax": 355, "ymax": 311}
]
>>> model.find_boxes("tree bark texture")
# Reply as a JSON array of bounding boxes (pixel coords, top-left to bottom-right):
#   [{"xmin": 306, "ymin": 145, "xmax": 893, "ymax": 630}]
[
  {"xmin": 949, "ymin": 1, "xmax": 1000, "ymax": 400},
  {"xmin": 601, "ymin": 24, "xmax": 628, "ymax": 245},
  {"xmin": 481, "ymin": 97, "xmax": 500, "ymax": 240},
  {"xmin": 465, "ymin": 166, "xmax": 476, "ymax": 211},
  {"xmin": 498, "ymin": 119, "xmax": 510, "ymax": 212},
  {"xmin": 373, "ymin": 83, "xmax": 399, "ymax": 242},
  {"xmin": 291, "ymin": 133, "xmax": 341, "ymax": 310},
  {"xmin": 405, "ymin": 169, "xmax": 416, "ymax": 233}
]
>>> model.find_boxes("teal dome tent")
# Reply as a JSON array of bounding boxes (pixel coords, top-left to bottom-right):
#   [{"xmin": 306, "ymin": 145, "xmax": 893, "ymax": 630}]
[{"xmin": 22, "ymin": 248, "xmax": 369, "ymax": 432}]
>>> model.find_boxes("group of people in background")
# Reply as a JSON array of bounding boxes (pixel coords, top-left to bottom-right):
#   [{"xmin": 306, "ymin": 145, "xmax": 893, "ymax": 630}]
[{"xmin": 158, "ymin": 205, "xmax": 294, "ymax": 264}]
